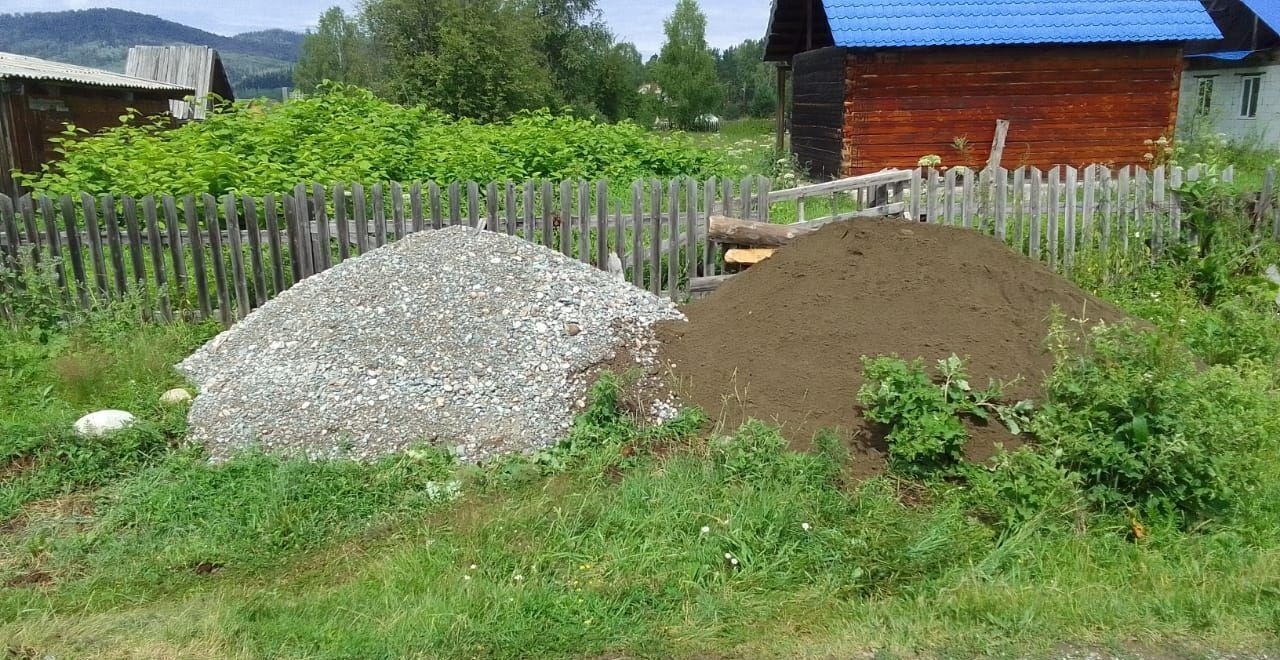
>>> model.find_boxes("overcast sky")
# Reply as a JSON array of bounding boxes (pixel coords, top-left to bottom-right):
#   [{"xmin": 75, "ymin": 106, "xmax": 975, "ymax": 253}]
[{"xmin": 5, "ymin": 0, "xmax": 770, "ymax": 55}]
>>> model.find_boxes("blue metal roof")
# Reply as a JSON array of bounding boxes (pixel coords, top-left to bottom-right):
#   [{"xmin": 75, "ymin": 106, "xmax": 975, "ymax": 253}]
[
  {"xmin": 1238, "ymin": 0, "xmax": 1280, "ymax": 33},
  {"xmin": 1186, "ymin": 50, "xmax": 1255, "ymax": 60},
  {"xmin": 822, "ymin": 0, "xmax": 1223, "ymax": 47}
]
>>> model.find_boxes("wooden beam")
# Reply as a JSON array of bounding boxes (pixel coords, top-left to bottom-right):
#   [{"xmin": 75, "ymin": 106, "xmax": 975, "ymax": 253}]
[
  {"xmin": 690, "ymin": 274, "xmax": 734, "ymax": 296},
  {"xmin": 776, "ymin": 65, "xmax": 789, "ymax": 155},
  {"xmin": 710, "ymin": 215, "xmax": 819, "ymax": 247},
  {"xmin": 725, "ymin": 248, "xmax": 775, "ymax": 266},
  {"xmin": 805, "ymin": 0, "xmax": 813, "ymax": 50},
  {"xmin": 986, "ymin": 119, "xmax": 1009, "ymax": 170},
  {"xmin": 768, "ymin": 169, "xmax": 912, "ymax": 202},
  {"xmin": 710, "ymin": 205, "xmax": 906, "ymax": 248}
]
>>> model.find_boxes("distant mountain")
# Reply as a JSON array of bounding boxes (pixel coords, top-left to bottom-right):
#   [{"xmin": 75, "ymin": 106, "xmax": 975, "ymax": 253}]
[{"xmin": 0, "ymin": 8, "xmax": 304, "ymax": 98}]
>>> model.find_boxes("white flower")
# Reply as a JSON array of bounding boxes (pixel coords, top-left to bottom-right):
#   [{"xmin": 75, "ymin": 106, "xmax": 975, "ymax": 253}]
[
  {"xmin": 801, "ymin": 522, "xmax": 811, "ymax": 531},
  {"xmin": 724, "ymin": 552, "xmax": 733, "ymax": 559},
  {"xmin": 463, "ymin": 575, "xmax": 472, "ymax": 581},
  {"xmin": 700, "ymin": 526, "xmax": 711, "ymax": 534},
  {"xmin": 730, "ymin": 558, "xmax": 740, "ymax": 566},
  {"xmin": 469, "ymin": 564, "xmax": 477, "ymax": 570},
  {"xmin": 514, "ymin": 574, "xmax": 524, "ymax": 581}
]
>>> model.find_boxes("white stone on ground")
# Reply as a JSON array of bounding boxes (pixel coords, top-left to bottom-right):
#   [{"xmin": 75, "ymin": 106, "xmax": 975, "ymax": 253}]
[
  {"xmin": 73, "ymin": 410, "xmax": 137, "ymax": 437},
  {"xmin": 160, "ymin": 388, "xmax": 193, "ymax": 405},
  {"xmin": 178, "ymin": 226, "xmax": 682, "ymax": 463}
]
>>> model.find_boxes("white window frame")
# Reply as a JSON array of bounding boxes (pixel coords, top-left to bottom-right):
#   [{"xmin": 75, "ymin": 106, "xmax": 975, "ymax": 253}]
[
  {"xmin": 1195, "ymin": 76, "xmax": 1215, "ymax": 116},
  {"xmin": 1239, "ymin": 74, "xmax": 1262, "ymax": 119}
]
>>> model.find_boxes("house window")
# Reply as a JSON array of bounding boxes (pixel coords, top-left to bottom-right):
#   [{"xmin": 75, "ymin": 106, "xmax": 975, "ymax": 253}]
[
  {"xmin": 1195, "ymin": 77, "xmax": 1214, "ymax": 115},
  {"xmin": 1240, "ymin": 75, "xmax": 1262, "ymax": 118}
]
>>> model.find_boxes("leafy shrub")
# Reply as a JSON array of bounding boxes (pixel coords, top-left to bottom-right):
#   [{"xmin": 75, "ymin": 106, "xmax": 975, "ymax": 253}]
[
  {"xmin": 1094, "ymin": 255, "xmax": 1280, "ymax": 372},
  {"xmin": 1032, "ymin": 318, "xmax": 1279, "ymax": 520},
  {"xmin": 712, "ymin": 419, "xmax": 790, "ymax": 481},
  {"xmin": 965, "ymin": 448, "xmax": 1084, "ymax": 529},
  {"xmin": 18, "ymin": 84, "xmax": 731, "ymax": 198},
  {"xmin": 858, "ymin": 355, "xmax": 1030, "ymax": 475}
]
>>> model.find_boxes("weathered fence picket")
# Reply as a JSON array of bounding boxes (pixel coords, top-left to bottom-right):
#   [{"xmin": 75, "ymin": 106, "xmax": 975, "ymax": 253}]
[{"xmin": 1, "ymin": 166, "xmax": 1273, "ymax": 326}]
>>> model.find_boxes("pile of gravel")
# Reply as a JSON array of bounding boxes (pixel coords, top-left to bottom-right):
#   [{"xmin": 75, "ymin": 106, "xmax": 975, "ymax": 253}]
[{"xmin": 178, "ymin": 226, "xmax": 682, "ymax": 462}]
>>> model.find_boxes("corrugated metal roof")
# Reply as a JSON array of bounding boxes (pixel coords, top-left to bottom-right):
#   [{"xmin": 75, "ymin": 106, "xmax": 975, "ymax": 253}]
[
  {"xmin": 822, "ymin": 0, "xmax": 1223, "ymax": 47},
  {"xmin": 0, "ymin": 51, "xmax": 192, "ymax": 92},
  {"xmin": 1238, "ymin": 0, "xmax": 1280, "ymax": 33}
]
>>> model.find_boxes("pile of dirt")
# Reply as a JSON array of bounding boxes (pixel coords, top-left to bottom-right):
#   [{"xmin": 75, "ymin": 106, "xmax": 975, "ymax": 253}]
[{"xmin": 656, "ymin": 219, "xmax": 1130, "ymax": 470}]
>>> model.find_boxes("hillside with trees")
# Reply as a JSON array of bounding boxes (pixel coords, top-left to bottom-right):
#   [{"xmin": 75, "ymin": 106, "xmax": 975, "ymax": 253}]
[{"xmin": 0, "ymin": 8, "xmax": 301, "ymax": 99}]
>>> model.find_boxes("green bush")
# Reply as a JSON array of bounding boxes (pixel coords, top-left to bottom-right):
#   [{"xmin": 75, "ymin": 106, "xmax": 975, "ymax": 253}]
[
  {"xmin": 858, "ymin": 355, "xmax": 1030, "ymax": 476},
  {"xmin": 19, "ymin": 84, "xmax": 731, "ymax": 198},
  {"xmin": 1094, "ymin": 257, "xmax": 1280, "ymax": 373},
  {"xmin": 1032, "ymin": 319, "xmax": 1278, "ymax": 521}
]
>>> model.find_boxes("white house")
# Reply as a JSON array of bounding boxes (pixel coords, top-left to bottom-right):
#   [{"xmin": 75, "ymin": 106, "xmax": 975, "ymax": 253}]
[{"xmin": 1177, "ymin": 0, "xmax": 1280, "ymax": 144}]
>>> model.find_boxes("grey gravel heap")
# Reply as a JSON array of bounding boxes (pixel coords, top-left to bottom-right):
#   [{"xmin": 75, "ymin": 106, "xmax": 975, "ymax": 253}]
[{"xmin": 178, "ymin": 226, "xmax": 682, "ymax": 462}]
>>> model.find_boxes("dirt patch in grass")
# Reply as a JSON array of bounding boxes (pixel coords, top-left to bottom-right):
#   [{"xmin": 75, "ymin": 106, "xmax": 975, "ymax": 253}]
[
  {"xmin": 0, "ymin": 454, "xmax": 36, "ymax": 482},
  {"xmin": 657, "ymin": 219, "xmax": 1129, "ymax": 473}
]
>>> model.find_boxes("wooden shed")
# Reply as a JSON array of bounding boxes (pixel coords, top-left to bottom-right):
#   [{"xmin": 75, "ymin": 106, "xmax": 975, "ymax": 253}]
[
  {"xmin": 764, "ymin": 0, "xmax": 1223, "ymax": 177},
  {"xmin": 0, "ymin": 51, "xmax": 191, "ymax": 197},
  {"xmin": 126, "ymin": 45, "xmax": 234, "ymax": 120}
]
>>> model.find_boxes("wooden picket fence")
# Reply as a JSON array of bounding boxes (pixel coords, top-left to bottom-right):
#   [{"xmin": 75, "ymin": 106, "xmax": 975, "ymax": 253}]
[
  {"xmin": 1, "ymin": 164, "xmax": 1271, "ymax": 327},
  {"xmin": 899, "ymin": 163, "xmax": 1280, "ymax": 274},
  {"xmin": 0, "ymin": 173, "xmax": 910, "ymax": 325}
]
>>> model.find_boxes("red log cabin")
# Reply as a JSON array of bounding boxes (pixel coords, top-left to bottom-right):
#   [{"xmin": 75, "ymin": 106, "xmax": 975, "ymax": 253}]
[{"xmin": 763, "ymin": 0, "xmax": 1224, "ymax": 178}]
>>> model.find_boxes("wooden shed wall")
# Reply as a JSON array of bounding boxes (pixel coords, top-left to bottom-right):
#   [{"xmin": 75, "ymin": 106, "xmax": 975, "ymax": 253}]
[
  {"xmin": 842, "ymin": 45, "xmax": 1184, "ymax": 174},
  {"xmin": 790, "ymin": 46, "xmax": 846, "ymax": 179},
  {"xmin": 0, "ymin": 82, "xmax": 174, "ymax": 195}
]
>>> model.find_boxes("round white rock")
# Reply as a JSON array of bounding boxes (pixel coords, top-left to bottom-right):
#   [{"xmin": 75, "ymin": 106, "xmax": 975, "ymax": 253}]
[
  {"xmin": 73, "ymin": 410, "xmax": 137, "ymax": 438},
  {"xmin": 160, "ymin": 388, "xmax": 193, "ymax": 405}
]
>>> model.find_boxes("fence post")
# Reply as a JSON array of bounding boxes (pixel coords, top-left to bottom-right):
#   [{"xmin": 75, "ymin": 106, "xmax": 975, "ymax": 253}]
[
  {"xmin": 144, "ymin": 196, "xmax": 173, "ymax": 321},
  {"xmin": 632, "ymin": 181, "xmax": 644, "ymax": 288},
  {"xmin": 203, "ymin": 194, "xmax": 232, "ymax": 327},
  {"xmin": 994, "ymin": 167, "xmax": 1008, "ymax": 241}
]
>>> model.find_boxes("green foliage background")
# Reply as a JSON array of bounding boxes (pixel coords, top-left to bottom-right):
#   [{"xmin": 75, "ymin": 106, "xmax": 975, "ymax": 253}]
[{"xmin": 18, "ymin": 85, "xmax": 730, "ymax": 198}]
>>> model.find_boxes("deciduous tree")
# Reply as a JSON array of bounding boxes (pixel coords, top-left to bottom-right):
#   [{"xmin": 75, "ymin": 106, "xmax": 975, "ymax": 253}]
[
  {"xmin": 654, "ymin": 0, "xmax": 722, "ymax": 129},
  {"xmin": 293, "ymin": 7, "xmax": 371, "ymax": 93}
]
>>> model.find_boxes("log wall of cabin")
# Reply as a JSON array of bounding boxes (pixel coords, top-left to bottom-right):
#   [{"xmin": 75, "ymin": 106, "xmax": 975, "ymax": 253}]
[
  {"xmin": 1, "ymin": 81, "xmax": 174, "ymax": 195},
  {"xmin": 842, "ymin": 45, "xmax": 1184, "ymax": 174},
  {"xmin": 790, "ymin": 46, "xmax": 846, "ymax": 179}
]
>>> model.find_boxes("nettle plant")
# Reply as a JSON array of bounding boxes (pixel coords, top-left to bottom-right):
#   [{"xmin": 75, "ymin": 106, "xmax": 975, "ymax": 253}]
[{"xmin": 858, "ymin": 355, "xmax": 1032, "ymax": 475}]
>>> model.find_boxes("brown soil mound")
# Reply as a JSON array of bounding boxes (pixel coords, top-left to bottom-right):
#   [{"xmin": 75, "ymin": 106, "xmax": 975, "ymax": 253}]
[{"xmin": 656, "ymin": 219, "xmax": 1130, "ymax": 472}]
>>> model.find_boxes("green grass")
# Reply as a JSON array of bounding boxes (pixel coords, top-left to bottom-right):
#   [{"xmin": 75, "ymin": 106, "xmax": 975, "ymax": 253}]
[
  {"xmin": 3, "ymin": 213, "xmax": 1280, "ymax": 657},
  {"xmin": 3, "ymin": 392, "xmax": 1279, "ymax": 657}
]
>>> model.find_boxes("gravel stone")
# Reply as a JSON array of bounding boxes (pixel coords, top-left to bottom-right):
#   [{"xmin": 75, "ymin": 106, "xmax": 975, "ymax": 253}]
[{"xmin": 178, "ymin": 226, "xmax": 682, "ymax": 462}]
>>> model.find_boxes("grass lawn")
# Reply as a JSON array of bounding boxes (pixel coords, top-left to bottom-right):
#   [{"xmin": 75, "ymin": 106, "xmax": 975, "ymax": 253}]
[
  {"xmin": 4, "ymin": 277, "xmax": 1280, "ymax": 658},
  {"xmin": 3, "ymin": 183, "xmax": 1280, "ymax": 657}
]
